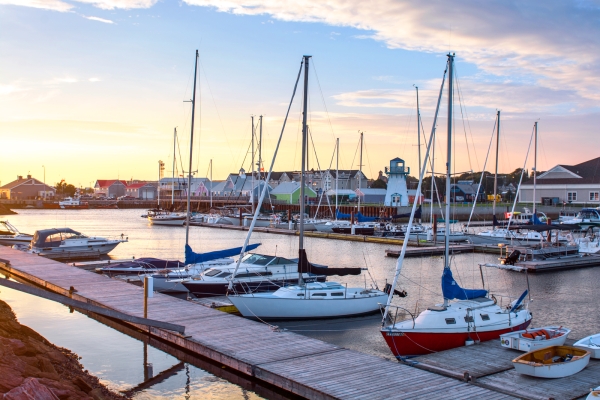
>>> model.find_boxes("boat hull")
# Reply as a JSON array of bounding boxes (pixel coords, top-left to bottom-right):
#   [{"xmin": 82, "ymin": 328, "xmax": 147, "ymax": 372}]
[
  {"xmin": 381, "ymin": 319, "xmax": 532, "ymax": 357},
  {"xmin": 500, "ymin": 327, "xmax": 570, "ymax": 352},
  {"xmin": 183, "ymin": 276, "xmax": 327, "ymax": 298},
  {"xmin": 512, "ymin": 346, "xmax": 591, "ymax": 378},
  {"xmin": 574, "ymin": 334, "xmax": 600, "ymax": 359},
  {"xmin": 30, "ymin": 242, "xmax": 122, "ymax": 260},
  {"xmin": 229, "ymin": 293, "xmax": 388, "ymax": 320},
  {"xmin": 0, "ymin": 236, "xmax": 33, "ymax": 246},
  {"xmin": 148, "ymin": 217, "xmax": 185, "ymax": 226}
]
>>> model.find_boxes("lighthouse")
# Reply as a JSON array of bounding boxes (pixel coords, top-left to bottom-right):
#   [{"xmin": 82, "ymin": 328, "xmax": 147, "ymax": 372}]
[{"xmin": 384, "ymin": 157, "xmax": 409, "ymax": 207}]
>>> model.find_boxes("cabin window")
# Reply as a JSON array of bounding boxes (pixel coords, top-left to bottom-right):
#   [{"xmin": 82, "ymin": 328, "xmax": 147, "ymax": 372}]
[
  {"xmin": 480, "ymin": 314, "xmax": 490, "ymax": 321},
  {"xmin": 445, "ymin": 318, "xmax": 456, "ymax": 324},
  {"xmin": 590, "ymin": 192, "xmax": 599, "ymax": 201},
  {"xmin": 234, "ymin": 271, "xmax": 273, "ymax": 278},
  {"xmin": 296, "ymin": 293, "xmax": 304, "ymax": 296},
  {"xmin": 567, "ymin": 192, "xmax": 577, "ymax": 202},
  {"xmin": 312, "ymin": 293, "xmax": 327, "ymax": 296},
  {"xmin": 331, "ymin": 292, "xmax": 344, "ymax": 296},
  {"xmin": 464, "ymin": 316, "xmax": 474, "ymax": 323},
  {"xmin": 217, "ymin": 272, "xmax": 231, "ymax": 278},
  {"xmin": 204, "ymin": 269, "xmax": 221, "ymax": 277}
]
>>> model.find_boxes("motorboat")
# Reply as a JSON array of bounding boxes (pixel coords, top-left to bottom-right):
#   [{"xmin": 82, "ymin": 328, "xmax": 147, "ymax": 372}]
[
  {"xmin": 229, "ymin": 281, "xmax": 387, "ymax": 320},
  {"xmin": 380, "ymin": 55, "xmax": 532, "ymax": 358},
  {"xmin": 407, "ymin": 227, "xmax": 468, "ymax": 243},
  {"xmin": 575, "ymin": 235, "xmax": 600, "ymax": 254},
  {"xmin": 500, "ymin": 326, "xmax": 571, "ymax": 352},
  {"xmin": 574, "ymin": 333, "xmax": 600, "ymax": 359},
  {"xmin": 0, "ymin": 220, "xmax": 33, "ymax": 246},
  {"xmin": 182, "ymin": 252, "xmax": 327, "ymax": 298},
  {"xmin": 147, "ymin": 209, "xmax": 185, "ymax": 226},
  {"xmin": 59, "ymin": 196, "xmax": 89, "ymax": 209},
  {"xmin": 331, "ymin": 223, "xmax": 377, "ymax": 235},
  {"xmin": 505, "ymin": 208, "xmax": 548, "ymax": 224},
  {"xmin": 567, "ymin": 208, "xmax": 600, "ymax": 230},
  {"xmin": 512, "ymin": 346, "xmax": 590, "ymax": 378},
  {"xmin": 100, "ymin": 258, "xmax": 185, "ymax": 276},
  {"xmin": 15, "ymin": 228, "xmax": 127, "ymax": 260}
]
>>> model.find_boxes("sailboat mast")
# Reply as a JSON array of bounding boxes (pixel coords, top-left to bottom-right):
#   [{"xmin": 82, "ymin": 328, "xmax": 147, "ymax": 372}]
[
  {"xmin": 430, "ymin": 130, "xmax": 435, "ymax": 224},
  {"xmin": 416, "ymin": 86, "xmax": 422, "ymax": 179},
  {"xmin": 358, "ymin": 131, "xmax": 363, "ymax": 212},
  {"xmin": 172, "ymin": 127, "xmax": 176, "ymax": 204},
  {"xmin": 259, "ymin": 115, "xmax": 263, "ymax": 180},
  {"xmin": 251, "ymin": 115, "xmax": 255, "ymax": 214},
  {"xmin": 209, "ymin": 159, "xmax": 213, "ymax": 208},
  {"xmin": 299, "ymin": 55, "xmax": 311, "ymax": 254},
  {"xmin": 185, "ymin": 50, "xmax": 199, "ymax": 246},
  {"xmin": 335, "ymin": 138, "xmax": 339, "ymax": 213},
  {"xmin": 533, "ymin": 121, "xmax": 538, "ymax": 215},
  {"xmin": 444, "ymin": 53, "xmax": 454, "ymax": 276},
  {"xmin": 492, "ymin": 111, "xmax": 500, "ymax": 222}
]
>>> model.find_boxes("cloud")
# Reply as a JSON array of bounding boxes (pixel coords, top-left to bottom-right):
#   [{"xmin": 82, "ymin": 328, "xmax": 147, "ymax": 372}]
[
  {"xmin": 73, "ymin": 0, "xmax": 158, "ymax": 10},
  {"xmin": 84, "ymin": 15, "xmax": 114, "ymax": 23},
  {"xmin": 0, "ymin": 84, "xmax": 28, "ymax": 96},
  {"xmin": 0, "ymin": 0, "xmax": 73, "ymax": 11},
  {"xmin": 183, "ymin": 0, "xmax": 600, "ymax": 110},
  {"xmin": 88, "ymin": 77, "xmax": 101, "ymax": 82}
]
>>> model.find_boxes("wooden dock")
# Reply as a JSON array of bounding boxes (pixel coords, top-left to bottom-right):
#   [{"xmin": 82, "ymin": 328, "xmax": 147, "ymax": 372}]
[
  {"xmin": 0, "ymin": 246, "xmax": 516, "ymax": 399},
  {"xmin": 385, "ymin": 244, "xmax": 475, "ymax": 258},
  {"xmin": 410, "ymin": 338, "xmax": 600, "ymax": 400},
  {"xmin": 514, "ymin": 254, "xmax": 600, "ymax": 272}
]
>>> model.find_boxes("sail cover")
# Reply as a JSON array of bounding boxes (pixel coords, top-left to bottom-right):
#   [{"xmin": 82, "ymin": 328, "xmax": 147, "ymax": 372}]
[
  {"xmin": 355, "ymin": 212, "xmax": 377, "ymax": 222},
  {"xmin": 336, "ymin": 209, "xmax": 351, "ymax": 220},
  {"xmin": 441, "ymin": 267, "xmax": 487, "ymax": 300},
  {"xmin": 185, "ymin": 243, "xmax": 261, "ymax": 265},
  {"xmin": 298, "ymin": 248, "xmax": 361, "ymax": 276},
  {"xmin": 531, "ymin": 213, "xmax": 544, "ymax": 225}
]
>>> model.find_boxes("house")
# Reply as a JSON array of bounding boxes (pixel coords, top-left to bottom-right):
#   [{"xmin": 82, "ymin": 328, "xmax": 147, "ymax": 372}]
[
  {"xmin": 355, "ymin": 188, "xmax": 387, "ymax": 204},
  {"xmin": 124, "ymin": 182, "xmax": 157, "ymax": 200},
  {"xmin": 407, "ymin": 189, "xmax": 424, "ymax": 204},
  {"xmin": 94, "ymin": 180, "xmax": 127, "ymax": 198},
  {"xmin": 266, "ymin": 172, "xmax": 293, "ymax": 189},
  {"xmin": 0, "ymin": 175, "xmax": 55, "ymax": 200},
  {"xmin": 157, "ymin": 177, "xmax": 211, "ymax": 199},
  {"xmin": 271, "ymin": 182, "xmax": 317, "ymax": 204},
  {"xmin": 449, "ymin": 180, "xmax": 485, "ymax": 202},
  {"xmin": 519, "ymin": 157, "xmax": 600, "ymax": 205}
]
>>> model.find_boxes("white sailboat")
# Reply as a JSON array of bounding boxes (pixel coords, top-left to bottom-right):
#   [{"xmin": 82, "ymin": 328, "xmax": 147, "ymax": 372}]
[
  {"xmin": 380, "ymin": 54, "xmax": 532, "ymax": 358},
  {"xmin": 228, "ymin": 56, "xmax": 387, "ymax": 319}
]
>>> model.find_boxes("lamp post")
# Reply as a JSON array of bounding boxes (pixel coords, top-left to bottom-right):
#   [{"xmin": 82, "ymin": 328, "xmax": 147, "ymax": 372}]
[{"xmin": 42, "ymin": 165, "xmax": 46, "ymax": 199}]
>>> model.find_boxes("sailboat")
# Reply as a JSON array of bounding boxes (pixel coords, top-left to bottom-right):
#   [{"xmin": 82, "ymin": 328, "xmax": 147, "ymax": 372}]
[
  {"xmin": 227, "ymin": 55, "xmax": 387, "ymax": 320},
  {"xmin": 380, "ymin": 54, "xmax": 532, "ymax": 358}
]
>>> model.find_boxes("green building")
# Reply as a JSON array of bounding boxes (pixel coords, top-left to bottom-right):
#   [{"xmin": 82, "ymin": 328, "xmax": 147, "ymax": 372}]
[{"xmin": 271, "ymin": 182, "xmax": 317, "ymax": 204}]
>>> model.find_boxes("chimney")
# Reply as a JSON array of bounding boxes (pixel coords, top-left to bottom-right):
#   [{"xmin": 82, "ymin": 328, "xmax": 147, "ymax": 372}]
[
  {"xmin": 17, "ymin": 175, "xmax": 23, "ymax": 180},
  {"xmin": 27, "ymin": 174, "xmax": 32, "ymax": 179}
]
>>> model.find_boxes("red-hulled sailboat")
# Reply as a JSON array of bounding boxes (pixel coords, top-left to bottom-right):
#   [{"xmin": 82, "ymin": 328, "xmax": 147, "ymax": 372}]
[{"xmin": 380, "ymin": 54, "xmax": 532, "ymax": 358}]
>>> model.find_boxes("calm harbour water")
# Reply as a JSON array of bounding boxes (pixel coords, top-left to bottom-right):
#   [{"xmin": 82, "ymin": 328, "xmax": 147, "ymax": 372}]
[{"xmin": 2, "ymin": 208, "xmax": 600, "ymax": 397}]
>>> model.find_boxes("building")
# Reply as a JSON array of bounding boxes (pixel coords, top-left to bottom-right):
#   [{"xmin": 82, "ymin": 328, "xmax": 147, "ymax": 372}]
[
  {"xmin": 407, "ymin": 189, "xmax": 425, "ymax": 204},
  {"xmin": 519, "ymin": 157, "xmax": 600, "ymax": 205},
  {"xmin": 0, "ymin": 175, "xmax": 55, "ymax": 200},
  {"xmin": 270, "ymin": 182, "xmax": 317, "ymax": 204},
  {"xmin": 384, "ymin": 158, "xmax": 410, "ymax": 207},
  {"xmin": 449, "ymin": 180, "xmax": 485, "ymax": 202},
  {"xmin": 355, "ymin": 188, "xmax": 387, "ymax": 204},
  {"xmin": 157, "ymin": 177, "xmax": 211, "ymax": 199},
  {"xmin": 124, "ymin": 182, "xmax": 157, "ymax": 200},
  {"xmin": 94, "ymin": 180, "xmax": 127, "ymax": 198}
]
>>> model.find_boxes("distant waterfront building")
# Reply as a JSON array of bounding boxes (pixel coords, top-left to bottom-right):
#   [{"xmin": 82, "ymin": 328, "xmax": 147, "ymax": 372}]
[
  {"xmin": 270, "ymin": 182, "xmax": 317, "ymax": 204},
  {"xmin": 519, "ymin": 156, "xmax": 600, "ymax": 205},
  {"xmin": 449, "ymin": 180, "xmax": 484, "ymax": 202},
  {"xmin": 384, "ymin": 158, "xmax": 409, "ymax": 207},
  {"xmin": 94, "ymin": 180, "xmax": 127, "ymax": 198},
  {"xmin": 124, "ymin": 182, "xmax": 157, "ymax": 200},
  {"xmin": 355, "ymin": 188, "xmax": 387, "ymax": 204},
  {"xmin": 0, "ymin": 175, "xmax": 55, "ymax": 200}
]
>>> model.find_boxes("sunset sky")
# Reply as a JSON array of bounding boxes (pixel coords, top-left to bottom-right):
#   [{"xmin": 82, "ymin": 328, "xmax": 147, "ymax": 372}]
[{"xmin": 1, "ymin": 1, "xmax": 598, "ymax": 188}]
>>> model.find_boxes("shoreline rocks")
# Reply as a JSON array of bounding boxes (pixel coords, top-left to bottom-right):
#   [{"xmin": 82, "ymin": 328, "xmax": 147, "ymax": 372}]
[{"xmin": 0, "ymin": 299, "xmax": 126, "ymax": 400}]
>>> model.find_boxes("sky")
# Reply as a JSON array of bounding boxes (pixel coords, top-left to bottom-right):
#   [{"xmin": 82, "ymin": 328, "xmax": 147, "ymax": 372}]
[{"xmin": 1, "ymin": 0, "xmax": 599, "ymax": 188}]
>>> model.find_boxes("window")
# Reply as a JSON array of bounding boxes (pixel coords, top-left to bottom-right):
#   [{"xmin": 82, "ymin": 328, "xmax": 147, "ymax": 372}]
[
  {"xmin": 296, "ymin": 293, "xmax": 304, "ymax": 296},
  {"xmin": 590, "ymin": 192, "xmax": 599, "ymax": 201},
  {"xmin": 567, "ymin": 192, "xmax": 577, "ymax": 202},
  {"xmin": 204, "ymin": 269, "xmax": 221, "ymax": 277},
  {"xmin": 464, "ymin": 316, "xmax": 474, "ymax": 323},
  {"xmin": 331, "ymin": 292, "xmax": 344, "ymax": 297},
  {"xmin": 312, "ymin": 293, "xmax": 327, "ymax": 297},
  {"xmin": 480, "ymin": 314, "xmax": 490, "ymax": 321},
  {"xmin": 445, "ymin": 318, "xmax": 456, "ymax": 324}
]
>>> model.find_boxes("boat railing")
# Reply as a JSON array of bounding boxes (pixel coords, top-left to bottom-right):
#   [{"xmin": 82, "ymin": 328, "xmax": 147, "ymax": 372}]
[{"xmin": 380, "ymin": 304, "xmax": 415, "ymax": 329}]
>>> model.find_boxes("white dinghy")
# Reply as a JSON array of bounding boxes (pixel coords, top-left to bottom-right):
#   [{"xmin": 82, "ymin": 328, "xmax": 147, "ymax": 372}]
[
  {"xmin": 574, "ymin": 333, "xmax": 600, "ymax": 359},
  {"xmin": 587, "ymin": 386, "xmax": 600, "ymax": 399},
  {"xmin": 512, "ymin": 346, "xmax": 590, "ymax": 378},
  {"xmin": 500, "ymin": 326, "xmax": 571, "ymax": 352}
]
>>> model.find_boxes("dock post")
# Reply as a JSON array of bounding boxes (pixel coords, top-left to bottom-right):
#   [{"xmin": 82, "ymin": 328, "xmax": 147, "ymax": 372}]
[{"xmin": 144, "ymin": 276, "xmax": 154, "ymax": 319}]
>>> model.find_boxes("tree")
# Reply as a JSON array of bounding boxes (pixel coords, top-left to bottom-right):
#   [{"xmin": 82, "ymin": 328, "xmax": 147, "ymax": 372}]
[
  {"xmin": 370, "ymin": 179, "xmax": 387, "ymax": 189},
  {"xmin": 54, "ymin": 181, "xmax": 76, "ymax": 197}
]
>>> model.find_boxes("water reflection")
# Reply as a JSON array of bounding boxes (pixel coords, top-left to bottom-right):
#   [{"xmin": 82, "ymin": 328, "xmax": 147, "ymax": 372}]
[{"xmin": 5, "ymin": 209, "xmax": 600, "ymax": 360}]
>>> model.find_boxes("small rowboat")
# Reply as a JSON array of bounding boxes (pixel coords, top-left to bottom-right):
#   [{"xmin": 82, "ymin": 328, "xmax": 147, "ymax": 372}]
[
  {"xmin": 574, "ymin": 333, "xmax": 600, "ymax": 359},
  {"xmin": 512, "ymin": 346, "xmax": 590, "ymax": 378},
  {"xmin": 500, "ymin": 326, "xmax": 570, "ymax": 352},
  {"xmin": 587, "ymin": 386, "xmax": 600, "ymax": 399}
]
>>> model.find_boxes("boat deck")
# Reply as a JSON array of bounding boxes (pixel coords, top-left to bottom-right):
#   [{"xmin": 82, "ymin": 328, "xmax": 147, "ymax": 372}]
[
  {"xmin": 0, "ymin": 246, "xmax": 515, "ymax": 400},
  {"xmin": 411, "ymin": 338, "xmax": 600, "ymax": 400}
]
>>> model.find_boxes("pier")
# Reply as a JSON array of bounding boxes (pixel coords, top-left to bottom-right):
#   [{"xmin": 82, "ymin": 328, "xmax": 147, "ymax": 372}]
[{"xmin": 0, "ymin": 246, "xmax": 517, "ymax": 399}]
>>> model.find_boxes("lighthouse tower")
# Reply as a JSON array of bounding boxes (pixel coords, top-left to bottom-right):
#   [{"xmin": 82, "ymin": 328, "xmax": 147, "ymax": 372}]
[{"xmin": 384, "ymin": 157, "xmax": 409, "ymax": 207}]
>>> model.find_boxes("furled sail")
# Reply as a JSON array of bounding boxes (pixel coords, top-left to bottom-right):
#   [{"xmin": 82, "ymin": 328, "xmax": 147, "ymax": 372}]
[
  {"xmin": 298, "ymin": 248, "xmax": 361, "ymax": 276},
  {"xmin": 335, "ymin": 209, "xmax": 351, "ymax": 220},
  {"xmin": 185, "ymin": 243, "xmax": 261, "ymax": 265},
  {"xmin": 441, "ymin": 267, "xmax": 487, "ymax": 300},
  {"xmin": 392, "ymin": 205, "xmax": 422, "ymax": 220}
]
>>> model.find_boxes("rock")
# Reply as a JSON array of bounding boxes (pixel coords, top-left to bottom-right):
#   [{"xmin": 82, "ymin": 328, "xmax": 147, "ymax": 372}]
[
  {"xmin": 71, "ymin": 377, "xmax": 93, "ymax": 394},
  {"xmin": 90, "ymin": 388, "xmax": 108, "ymax": 400},
  {"xmin": 3, "ymin": 377, "xmax": 59, "ymax": 400}
]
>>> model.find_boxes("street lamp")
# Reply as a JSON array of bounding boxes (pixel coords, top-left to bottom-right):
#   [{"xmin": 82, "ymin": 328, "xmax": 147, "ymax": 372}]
[{"xmin": 42, "ymin": 165, "xmax": 46, "ymax": 199}]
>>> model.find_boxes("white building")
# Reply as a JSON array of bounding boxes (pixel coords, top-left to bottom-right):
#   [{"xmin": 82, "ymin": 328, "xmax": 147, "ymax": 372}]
[{"xmin": 384, "ymin": 158, "xmax": 410, "ymax": 207}]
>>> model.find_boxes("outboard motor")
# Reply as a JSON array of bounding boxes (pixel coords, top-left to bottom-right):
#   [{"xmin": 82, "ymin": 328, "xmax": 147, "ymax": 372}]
[
  {"xmin": 384, "ymin": 283, "xmax": 407, "ymax": 297},
  {"xmin": 502, "ymin": 249, "xmax": 521, "ymax": 265}
]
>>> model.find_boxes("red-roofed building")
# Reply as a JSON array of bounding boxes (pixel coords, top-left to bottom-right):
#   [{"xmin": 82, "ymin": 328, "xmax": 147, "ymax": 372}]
[
  {"xmin": 125, "ymin": 182, "xmax": 157, "ymax": 199},
  {"xmin": 0, "ymin": 175, "xmax": 55, "ymax": 200},
  {"xmin": 94, "ymin": 180, "xmax": 127, "ymax": 198}
]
